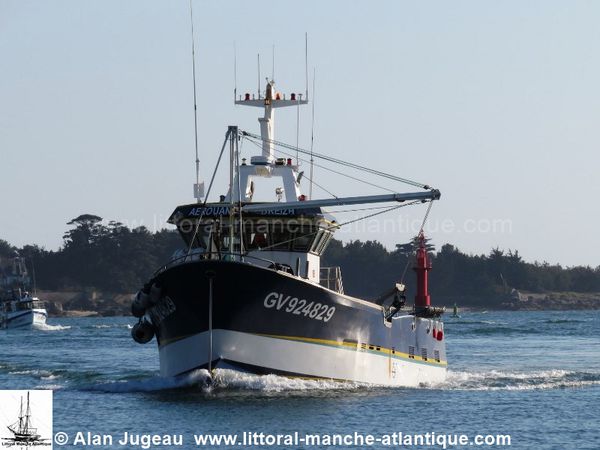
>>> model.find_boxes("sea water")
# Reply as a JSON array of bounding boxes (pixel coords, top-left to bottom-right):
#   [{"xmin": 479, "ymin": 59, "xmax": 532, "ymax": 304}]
[{"xmin": 0, "ymin": 311, "xmax": 598, "ymax": 449}]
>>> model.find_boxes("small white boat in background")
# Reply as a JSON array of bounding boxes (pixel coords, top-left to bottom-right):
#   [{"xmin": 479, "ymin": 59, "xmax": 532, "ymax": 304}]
[
  {"xmin": 1, "ymin": 292, "xmax": 48, "ymax": 329},
  {"xmin": 1, "ymin": 254, "xmax": 48, "ymax": 329}
]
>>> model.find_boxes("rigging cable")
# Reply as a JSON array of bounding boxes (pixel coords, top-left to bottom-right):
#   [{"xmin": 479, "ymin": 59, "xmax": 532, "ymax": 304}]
[
  {"xmin": 301, "ymin": 173, "xmax": 339, "ymax": 199},
  {"xmin": 399, "ymin": 200, "xmax": 434, "ymax": 284},
  {"xmin": 244, "ymin": 134, "xmax": 339, "ymax": 198},
  {"xmin": 242, "ymin": 136, "xmax": 396, "ymax": 194},
  {"xmin": 241, "ymin": 131, "xmax": 431, "ymax": 190}
]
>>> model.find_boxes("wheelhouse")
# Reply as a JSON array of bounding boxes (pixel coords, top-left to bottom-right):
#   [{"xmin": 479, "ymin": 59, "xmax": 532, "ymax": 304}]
[{"xmin": 168, "ymin": 203, "xmax": 339, "ymax": 286}]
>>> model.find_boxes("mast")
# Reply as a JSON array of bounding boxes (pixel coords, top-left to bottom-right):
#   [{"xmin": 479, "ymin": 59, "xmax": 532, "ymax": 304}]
[
  {"xmin": 25, "ymin": 392, "xmax": 31, "ymax": 434},
  {"xmin": 228, "ymin": 126, "xmax": 236, "ymax": 256},
  {"xmin": 18, "ymin": 396, "xmax": 24, "ymax": 433},
  {"xmin": 235, "ymin": 45, "xmax": 308, "ymax": 165},
  {"xmin": 235, "ymin": 130, "xmax": 244, "ymax": 256}
]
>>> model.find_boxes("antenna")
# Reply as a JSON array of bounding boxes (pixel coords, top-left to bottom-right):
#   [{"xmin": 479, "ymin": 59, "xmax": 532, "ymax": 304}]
[
  {"xmin": 309, "ymin": 68, "xmax": 315, "ymax": 200},
  {"xmin": 257, "ymin": 53, "xmax": 261, "ymax": 98},
  {"xmin": 305, "ymin": 32, "xmax": 309, "ymax": 99},
  {"xmin": 189, "ymin": 0, "xmax": 203, "ymax": 202},
  {"xmin": 272, "ymin": 44, "xmax": 275, "ymax": 81},
  {"xmin": 234, "ymin": 41, "xmax": 237, "ymax": 101},
  {"xmin": 296, "ymin": 99, "xmax": 300, "ymax": 165}
]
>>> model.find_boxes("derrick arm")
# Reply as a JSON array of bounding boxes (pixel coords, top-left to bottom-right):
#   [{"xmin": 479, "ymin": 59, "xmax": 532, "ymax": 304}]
[{"xmin": 241, "ymin": 190, "xmax": 441, "ymax": 212}]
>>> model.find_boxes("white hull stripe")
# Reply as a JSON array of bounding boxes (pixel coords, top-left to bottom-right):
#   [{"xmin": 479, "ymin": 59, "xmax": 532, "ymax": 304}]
[
  {"xmin": 159, "ymin": 329, "xmax": 447, "ymax": 386},
  {"xmin": 6, "ymin": 310, "xmax": 48, "ymax": 321}
]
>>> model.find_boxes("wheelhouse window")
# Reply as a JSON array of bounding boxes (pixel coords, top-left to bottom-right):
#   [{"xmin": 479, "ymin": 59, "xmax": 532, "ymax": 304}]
[
  {"xmin": 310, "ymin": 230, "xmax": 325, "ymax": 253},
  {"xmin": 178, "ymin": 223, "xmax": 212, "ymax": 250},
  {"xmin": 291, "ymin": 226, "xmax": 314, "ymax": 252},
  {"xmin": 178, "ymin": 218, "xmax": 332, "ymax": 255},
  {"xmin": 269, "ymin": 223, "xmax": 291, "ymax": 250},
  {"xmin": 317, "ymin": 232, "xmax": 333, "ymax": 254},
  {"xmin": 310, "ymin": 230, "xmax": 332, "ymax": 255},
  {"xmin": 244, "ymin": 220, "xmax": 319, "ymax": 252},
  {"xmin": 220, "ymin": 233, "xmax": 242, "ymax": 253}
]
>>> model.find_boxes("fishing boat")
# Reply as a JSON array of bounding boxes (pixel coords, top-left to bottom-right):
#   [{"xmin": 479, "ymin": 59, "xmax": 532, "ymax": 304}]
[
  {"xmin": 0, "ymin": 254, "xmax": 47, "ymax": 329},
  {"xmin": 130, "ymin": 48, "xmax": 448, "ymax": 385}
]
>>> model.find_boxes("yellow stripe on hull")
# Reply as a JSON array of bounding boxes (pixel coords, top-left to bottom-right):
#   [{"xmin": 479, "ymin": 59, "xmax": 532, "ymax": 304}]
[{"xmin": 257, "ymin": 333, "xmax": 448, "ymax": 367}]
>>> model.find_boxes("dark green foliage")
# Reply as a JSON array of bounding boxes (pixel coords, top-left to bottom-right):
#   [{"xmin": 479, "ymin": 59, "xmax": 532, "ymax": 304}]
[
  {"xmin": 7, "ymin": 215, "xmax": 183, "ymax": 293},
  {"xmin": 0, "ymin": 239, "xmax": 17, "ymax": 258},
  {"xmin": 324, "ymin": 240, "xmax": 406, "ymax": 299},
  {"xmin": 395, "ymin": 235, "xmax": 435, "ymax": 256},
  {"xmin": 323, "ymin": 239, "xmax": 600, "ymax": 302}
]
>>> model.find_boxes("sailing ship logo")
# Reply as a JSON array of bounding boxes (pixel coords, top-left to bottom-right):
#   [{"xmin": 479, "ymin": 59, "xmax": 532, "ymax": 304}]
[{"xmin": 0, "ymin": 391, "xmax": 52, "ymax": 448}]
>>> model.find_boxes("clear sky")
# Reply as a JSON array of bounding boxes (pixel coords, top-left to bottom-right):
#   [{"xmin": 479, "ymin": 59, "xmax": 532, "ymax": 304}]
[{"xmin": 1, "ymin": 0, "xmax": 599, "ymax": 267}]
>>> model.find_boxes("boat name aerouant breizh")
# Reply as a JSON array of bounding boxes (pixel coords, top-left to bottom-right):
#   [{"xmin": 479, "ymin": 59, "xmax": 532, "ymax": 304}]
[
  {"xmin": 0, "ymin": 254, "xmax": 47, "ymax": 329},
  {"xmin": 130, "ymin": 46, "xmax": 446, "ymax": 386}
]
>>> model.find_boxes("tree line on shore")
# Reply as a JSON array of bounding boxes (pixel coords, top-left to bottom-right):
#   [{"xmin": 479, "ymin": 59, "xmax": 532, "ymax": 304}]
[{"xmin": 1, "ymin": 214, "xmax": 599, "ymax": 306}]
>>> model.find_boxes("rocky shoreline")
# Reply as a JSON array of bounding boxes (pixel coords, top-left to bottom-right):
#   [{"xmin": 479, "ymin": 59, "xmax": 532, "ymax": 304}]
[
  {"xmin": 499, "ymin": 291, "xmax": 600, "ymax": 311},
  {"xmin": 438, "ymin": 291, "xmax": 600, "ymax": 311},
  {"xmin": 40, "ymin": 290, "xmax": 132, "ymax": 317}
]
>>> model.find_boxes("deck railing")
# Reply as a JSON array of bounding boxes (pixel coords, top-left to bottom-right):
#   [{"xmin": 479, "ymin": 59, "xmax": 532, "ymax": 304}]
[
  {"xmin": 152, "ymin": 251, "xmax": 279, "ymax": 278},
  {"xmin": 320, "ymin": 266, "xmax": 344, "ymax": 294}
]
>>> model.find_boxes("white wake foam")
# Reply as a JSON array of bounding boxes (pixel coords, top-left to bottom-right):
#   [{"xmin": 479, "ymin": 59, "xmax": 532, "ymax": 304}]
[
  {"xmin": 34, "ymin": 384, "xmax": 63, "ymax": 390},
  {"xmin": 9, "ymin": 369, "xmax": 54, "ymax": 377},
  {"xmin": 86, "ymin": 369, "xmax": 362, "ymax": 394},
  {"xmin": 87, "ymin": 369, "xmax": 212, "ymax": 393},
  {"xmin": 212, "ymin": 369, "xmax": 362, "ymax": 392},
  {"xmin": 90, "ymin": 324, "xmax": 134, "ymax": 329},
  {"xmin": 425, "ymin": 369, "xmax": 600, "ymax": 391},
  {"xmin": 33, "ymin": 323, "xmax": 71, "ymax": 331},
  {"xmin": 82, "ymin": 367, "xmax": 600, "ymax": 394}
]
